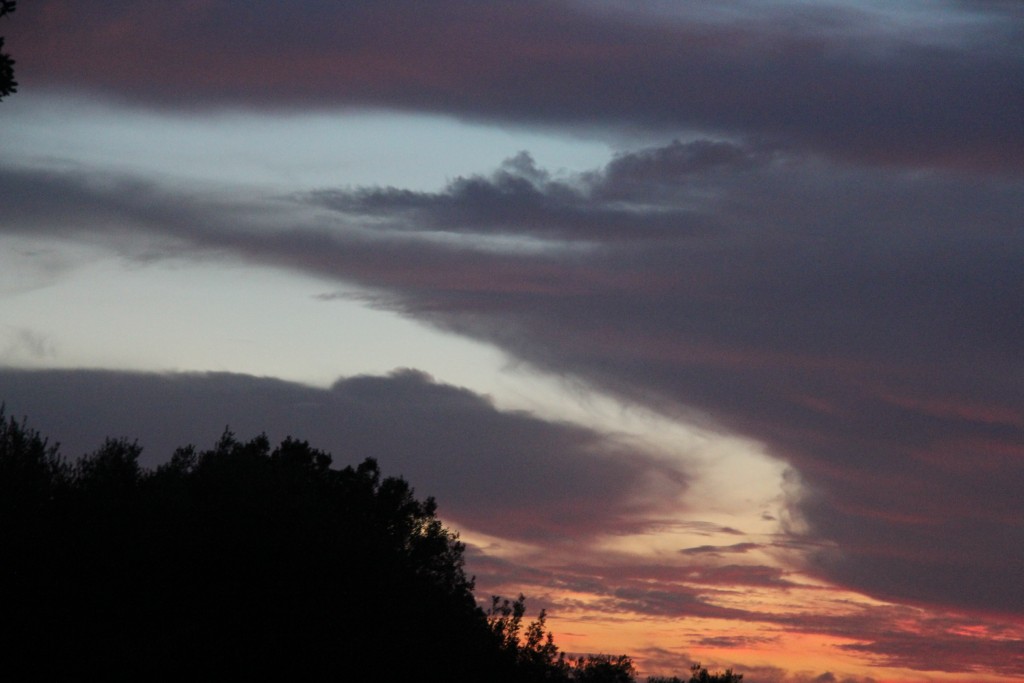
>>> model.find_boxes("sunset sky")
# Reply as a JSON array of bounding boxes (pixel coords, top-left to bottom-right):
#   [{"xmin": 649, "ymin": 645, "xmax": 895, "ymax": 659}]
[{"xmin": 1, "ymin": 1, "xmax": 1022, "ymax": 680}]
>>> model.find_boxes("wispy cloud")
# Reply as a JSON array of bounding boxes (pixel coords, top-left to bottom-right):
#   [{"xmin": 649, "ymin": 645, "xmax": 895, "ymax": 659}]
[
  {"xmin": 680, "ymin": 542, "xmax": 760, "ymax": 556},
  {"xmin": 0, "ymin": 327, "xmax": 55, "ymax": 362}
]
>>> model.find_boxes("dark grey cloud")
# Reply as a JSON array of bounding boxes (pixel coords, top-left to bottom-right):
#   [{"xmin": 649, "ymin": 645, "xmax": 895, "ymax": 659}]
[
  {"xmin": 2, "ymin": 132, "xmax": 1021, "ymax": 619},
  {"xmin": 837, "ymin": 625, "xmax": 1024, "ymax": 677},
  {"xmin": 8, "ymin": 1, "xmax": 1023, "ymax": 170},
  {"xmin": 0, "ymin": 367, "xmax": 685, "ymax": 543},
  {"xmin": 770, "ymin": 607, "xmax": 1024, "ymax": 678},
  {"xmin": 695, "ymin": 635, "xmax": 776, "ymax": 649},
  {"xmin": 606, "ymin": 585, "xmax": 751, "ymax": 621},
  {"xmin": 564, "ymin": 561, "xmax": 799, "ymax": 590},
  {"xmin": 673, "ymin": 521, "xmax": 746, "ymax": 537},
  {"xmin": 680, "ymin": 543, "xmax": 760, "ymax": 556},
  {"xmin": 304, "ymin": 146, "xmax": 1023, "ymax": 618},
  {"xmin": 305, "ymin": 152, "xmax": 705, "ymax": 243}
]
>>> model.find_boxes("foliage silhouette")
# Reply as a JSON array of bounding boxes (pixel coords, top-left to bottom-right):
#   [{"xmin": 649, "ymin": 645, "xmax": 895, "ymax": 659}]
[
  {"xmin": 648, "ymin": 663, "xmax": 744, "ymax": 683},
  {"xmin": 1, "ymin": 414, "xmax": 493, "ymax": 679},
  {"xmin": 574, "ymin": 655, "xmax": 637, "ymax": 682},
  {"xmin": 0, "ymin": 408, "xmax": 741, "ymax": 681},
  {"xmin": 0, "ymin": 0, "xmax": 16, "ymax": 100}
]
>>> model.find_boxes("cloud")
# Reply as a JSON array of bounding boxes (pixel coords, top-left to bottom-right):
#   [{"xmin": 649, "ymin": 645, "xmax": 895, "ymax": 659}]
[
  {"xmin": 837, "ymin": 626, "xmax": 1024, "ymax": 677},
  {"xmin": 0, "ymin": 327, "xmax": 55, "ymax": 362},
  {"xmin": 3, "ymin": 365, "xmax": 1022, "ymax": 676},
  {"xmin": 8, "ymin": 1, "xmax": 1022, "ymax": 170},
  {"xmin": 680, "ymin": 542, "xmax": 760, "ymax": 556},
  {"xmin": 674, "ymin": 521, "xmax": 746, "ymax": 537},
  {"xmin": 298, "ymin": 146, "xmax": 1024, "ymax": 618},
  {"xmin": 0, "ymin": 366, "xmax": 685, "ymax": 543},
  {"xmin": 5, "ymin": 3, "xmax": 1023, "ymax": 677},
  {"xmin": 304, "ymin": 151, "xmax": 698, "ymax": 244},
  {"xmin": 507, "ymin": 546, "xmax": 1024, "ymax": 676},
  {"xmin": 632, "ymin": 647, "xmax": 883, "ymax": 683},
  {"xmin": 772, "ymin": 606, "xmax": 1024, "ymax": 678},
  {"xmin": 2, "ymin": 132, "xmax": 1022, "ymax": 620},
  {"xmin": 694, "ymin": 635, "xmax": 776, "ymax": 649}
]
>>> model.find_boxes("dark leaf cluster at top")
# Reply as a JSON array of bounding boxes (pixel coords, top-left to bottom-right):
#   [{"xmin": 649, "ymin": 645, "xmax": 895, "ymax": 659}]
[
  {"xmin": 0, "ymin": 408, "xmax": 739, "ymax": 682},
  {"xmin": 0, "ymin": 0, "xmax": 15, "ymax": 99}
]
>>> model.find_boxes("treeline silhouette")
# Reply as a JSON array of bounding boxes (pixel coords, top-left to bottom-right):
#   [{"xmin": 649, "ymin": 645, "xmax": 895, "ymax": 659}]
[{"xmin": 0, "ymin": 409, "xmax": 741, "ymax": 682}]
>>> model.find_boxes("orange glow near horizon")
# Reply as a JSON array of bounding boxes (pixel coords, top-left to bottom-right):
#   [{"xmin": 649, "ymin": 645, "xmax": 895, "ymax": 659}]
[{"xmin": 458, "ymin": 509, "xmax": 1024, "ymax": 683}]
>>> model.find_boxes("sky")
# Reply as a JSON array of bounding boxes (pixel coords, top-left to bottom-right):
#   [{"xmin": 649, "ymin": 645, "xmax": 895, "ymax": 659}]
[{"xmin": 1, "ymin": 1, "xmax": 1022, "ymax": 680}]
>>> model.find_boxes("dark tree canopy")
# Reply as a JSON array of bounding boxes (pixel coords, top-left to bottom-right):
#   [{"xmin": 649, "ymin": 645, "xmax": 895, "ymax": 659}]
[
  {"xmin": 0, "ymin": 1, "xmax": 16, "ymax": 100},
  {"xmin": 1, "ymin": 412, "xmax": 495, "ymax": 679},
  {"xmin": 0, "ymin": 408, "xmax": 738, "ymax": 681}
]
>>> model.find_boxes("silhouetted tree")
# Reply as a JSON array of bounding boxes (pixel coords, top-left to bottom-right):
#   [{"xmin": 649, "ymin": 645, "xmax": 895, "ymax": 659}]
[
  {"xmin": 0, "ymin": 416, "xmax": 495, "ymax": 679},
  {"xmin": 488, "ymin": 594, "xmax": 574, "ymax": 680},
  {"xmin": 573, "ymin": 654, "xmax": 637, "ymax": 682},
  {"xmin": 0, "ymin": 405, "xmax": 65, "ymax": 511},
  {"xmin": 648, "ymin": 663, "xmax": 744, "ymax": 683},
  {"xmin": 486, "ymin": 594, "xmax": 640, "ymax": 682},
  {"xmin": 0, "ymin": 1, "xmax": 16, "ymax": 100},
  {"xmin": 0, "ymin": 409, "xmax": 742, "ymax": 682}
]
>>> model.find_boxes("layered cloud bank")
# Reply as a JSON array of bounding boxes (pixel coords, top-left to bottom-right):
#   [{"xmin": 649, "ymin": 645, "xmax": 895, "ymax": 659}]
[
  {"xmin": 10, "ymin": 1, "xmax": 1023, "ymax": 170},
  {"xmin": 2, "ymin": 1, "xmax": 1022, "ymax": 680},
  {"xmin": 4, "ymin": 139, "xmax": 1020, "ymax": 618}
]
